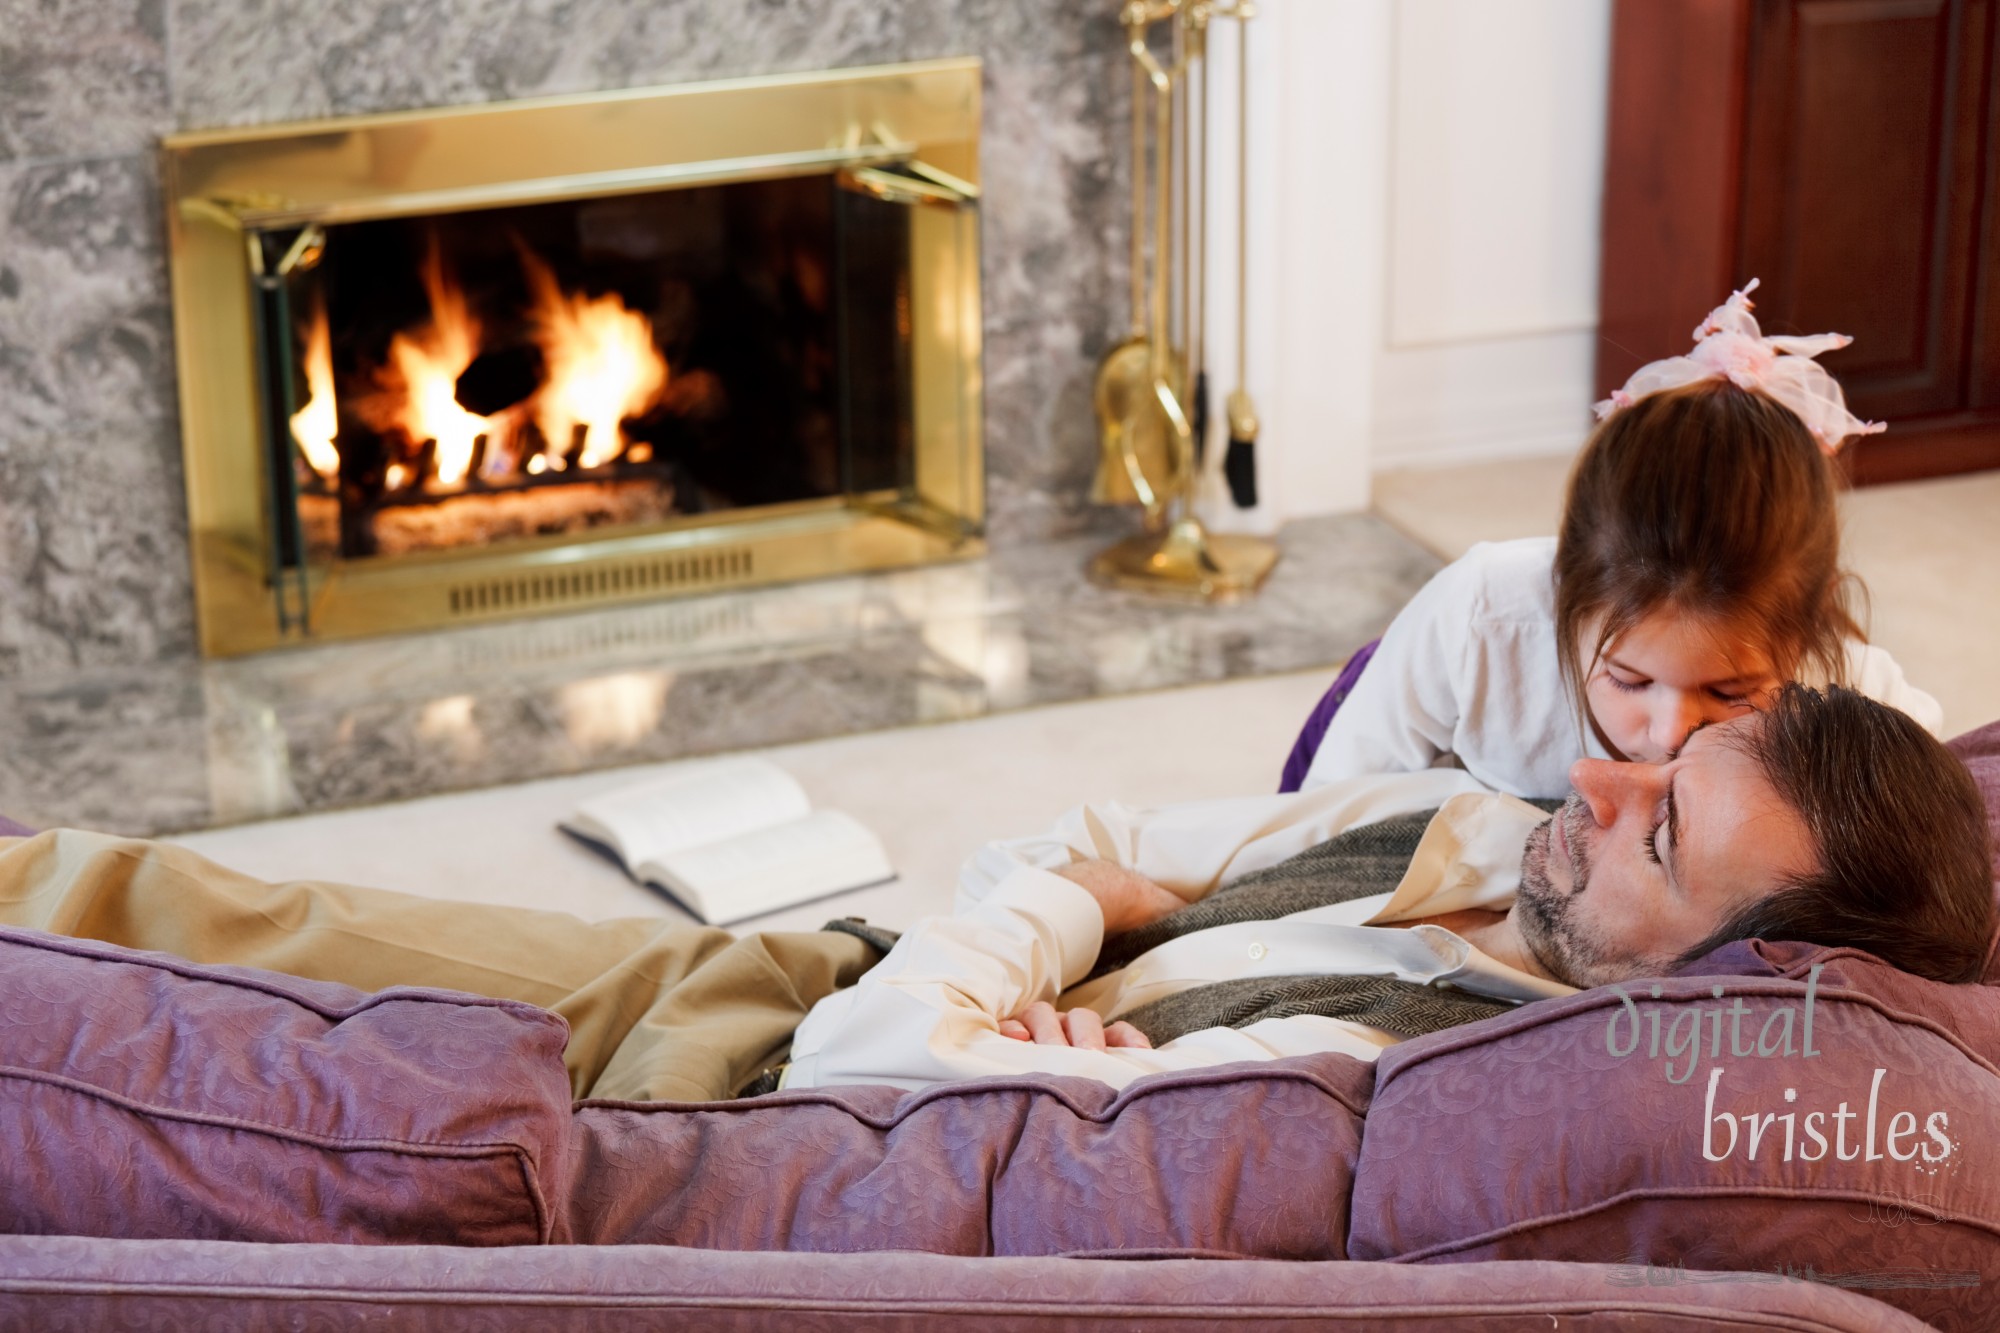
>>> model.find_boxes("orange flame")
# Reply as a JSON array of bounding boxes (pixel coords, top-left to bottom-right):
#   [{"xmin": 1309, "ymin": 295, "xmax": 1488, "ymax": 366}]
[
  {"xmin": 521, "ymin": 249, "xmax": 667, "ymax": 471},
  {"xmin": 289, "ymin": 304, "xmax": 340, "ymax": 481},
  {"xmin": 380, "ymin": 250, "xmax": 494, "ymax": 488}
]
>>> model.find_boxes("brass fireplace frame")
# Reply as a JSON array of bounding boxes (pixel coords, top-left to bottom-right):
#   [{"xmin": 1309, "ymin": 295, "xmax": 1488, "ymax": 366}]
[{"xmin": 162, "ymin": 59, "xmax": 985, "ymax": 657}]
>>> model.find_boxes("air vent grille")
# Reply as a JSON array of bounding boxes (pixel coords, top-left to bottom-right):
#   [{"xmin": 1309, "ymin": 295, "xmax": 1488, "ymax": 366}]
[{"xmin": 447, "ymin": 547, "xmax": 754, "ymax": 617}]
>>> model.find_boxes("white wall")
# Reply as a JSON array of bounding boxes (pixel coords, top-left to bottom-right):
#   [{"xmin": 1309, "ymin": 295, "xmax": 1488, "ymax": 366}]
[
  {"xmin": 1375, "ymin": 0, "xmax": 1610, "ymax": 471},
  {"xmin": 1197, "ymin": 0, "xmax": 1611, "ymax": 523},
  {"xmin": 1385, "ymin": 0, "xmax": 1607, "ymax": 345}
]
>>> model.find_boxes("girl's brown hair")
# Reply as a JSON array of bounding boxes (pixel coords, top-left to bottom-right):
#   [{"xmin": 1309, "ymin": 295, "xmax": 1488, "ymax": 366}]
[{"xmin": 1553, "ymin": 380, "xmax": 1864, "ymax": 757}]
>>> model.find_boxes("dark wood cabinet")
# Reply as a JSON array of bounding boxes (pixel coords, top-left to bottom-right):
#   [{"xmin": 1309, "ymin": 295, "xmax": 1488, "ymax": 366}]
[{"xmin": 1598, "ymin": 0, "xmax": 2000, "ymax": 482}]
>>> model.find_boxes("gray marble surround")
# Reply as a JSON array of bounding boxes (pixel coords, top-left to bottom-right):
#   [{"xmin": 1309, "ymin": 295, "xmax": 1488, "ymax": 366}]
[
  {"xmin": 0, "ymin": 3, "xmax": 1430, "ymax": 836},
  {"xmin": 0, "ymin": 0, "xmax": 1135, "ymax": 674},
  {"xmin": 0, "ymin": 515, "xmax": 1441, "ymax": 836}
]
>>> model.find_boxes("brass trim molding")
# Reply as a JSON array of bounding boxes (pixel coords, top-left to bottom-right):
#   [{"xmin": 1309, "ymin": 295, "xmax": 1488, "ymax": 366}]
[
  {"xmin": 164, "ymin": 60, "xmax": 985, "ymax": 657},
  {"xmin": 163, "ymin": 58, "xmax": 980, "ymax": 225}
]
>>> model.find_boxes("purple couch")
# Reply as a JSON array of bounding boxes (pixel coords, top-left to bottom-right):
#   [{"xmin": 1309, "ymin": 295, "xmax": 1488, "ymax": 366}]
[
  {"xmin": 0, "ymin": 1238, "xmax": 1938, "ymax": 1329},
  {"xmin": 4, "ymin": 721, "xmax": 1999, "ymax": 1331}
]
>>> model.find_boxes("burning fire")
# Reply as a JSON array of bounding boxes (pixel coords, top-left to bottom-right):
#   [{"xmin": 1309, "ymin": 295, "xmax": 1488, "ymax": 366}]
[
  {"xmin": 383, "ymin": 249, "xmax": 493, "ymax": 487},
  {"xmin": 288, "ymin": 239, "xmax": 669, "ymax": 490},
  {"xmin": 521, "ymin": 249, "xmax": 668, "ymax": 473},
  {"xmin": 289, "ymin": 302, "xmax": 341, "ymax": 481}
]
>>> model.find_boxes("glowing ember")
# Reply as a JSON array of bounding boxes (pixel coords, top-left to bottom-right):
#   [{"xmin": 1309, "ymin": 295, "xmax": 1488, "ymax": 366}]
[
  {"xmin": 288, "ymin": 303, "xmax": 341, "ymax": 481},
  {"xmin": 521, "ymin": 248, "xmax": 668, "ymax": 472}
]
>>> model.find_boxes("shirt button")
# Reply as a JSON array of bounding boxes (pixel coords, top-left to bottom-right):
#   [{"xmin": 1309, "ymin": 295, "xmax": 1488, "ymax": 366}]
[{"xmin": 1248, "ymin": 942, "xmax": 1268, "ymax": 961}]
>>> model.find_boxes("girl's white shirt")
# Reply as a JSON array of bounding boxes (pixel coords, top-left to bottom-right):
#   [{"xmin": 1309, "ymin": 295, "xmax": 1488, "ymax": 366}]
[{"xmin": 1300, "ymin": 536, "xmax": 1944, "ymax": 801}]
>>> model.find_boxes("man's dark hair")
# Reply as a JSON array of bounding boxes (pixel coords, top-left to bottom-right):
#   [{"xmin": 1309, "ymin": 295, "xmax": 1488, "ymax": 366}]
[{"xmin": 1675, "ymin": 684, "xmax": 1995, "ymax": 983}]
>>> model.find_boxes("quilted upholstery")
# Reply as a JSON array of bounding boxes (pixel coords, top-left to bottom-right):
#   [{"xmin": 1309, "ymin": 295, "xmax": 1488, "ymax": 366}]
[
  {"xmin": 0, "ymin": 926, "xmax": 576, "ymax": 1246},
  {"xmin": 1944, "ymin": 720, "xmax": 2000, "ymax": 982},
  {"xmin": 1352, "ymin": 958, "xmax": 2000, "ymax": 1331},
  {"xmin": 568, "ymin": 1056, "xmax": 1371, "ymax": 1258}
]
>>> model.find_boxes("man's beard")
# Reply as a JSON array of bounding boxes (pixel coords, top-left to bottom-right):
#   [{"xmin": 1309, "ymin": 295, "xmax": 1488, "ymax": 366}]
[{"xmin": 1515, "ymin": 799, "xmax": 1624, "ymax": 988}]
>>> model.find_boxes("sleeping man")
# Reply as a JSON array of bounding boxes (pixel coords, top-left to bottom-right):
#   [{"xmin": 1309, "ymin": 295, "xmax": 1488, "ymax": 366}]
[
  {"xmin": 780, "ymin": 682, "xmax": 1996, "ymax": 1091},
  {"xmin": 0, "ymin": 684, "xmax": 1990, "ymax": 1102}
]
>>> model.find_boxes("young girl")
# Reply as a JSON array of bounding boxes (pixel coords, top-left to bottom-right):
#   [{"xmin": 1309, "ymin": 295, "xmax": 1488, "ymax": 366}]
[{"xmin": 1291, "ymin": 281, "xmax": 1942, "ymax": 800}]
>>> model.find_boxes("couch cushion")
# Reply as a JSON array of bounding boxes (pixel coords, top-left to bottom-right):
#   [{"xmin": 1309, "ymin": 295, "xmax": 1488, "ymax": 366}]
[
  {"xmin": 0, "ymin": 925, "xmax": 576, "ymax": 1246},
  {"xmin": 1944, "ymin": 721, "xmax": 2000, "ymax": 982},
  {"xmin": 568, "ymin": 1054, "xmax": 1373, "ymax": 1258},
  {"xmin": 1349, "ymin": 966, "xmax": 2000, "ymax": 1333},
  {"xmin": 1699, "ymin": 938, "xmax": 2000, "ymax": 1066}
]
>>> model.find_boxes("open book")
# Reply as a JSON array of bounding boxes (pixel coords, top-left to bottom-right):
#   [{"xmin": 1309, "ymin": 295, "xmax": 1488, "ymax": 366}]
[{"xmin": 559, "ymin": 757, "xmax": 895, "ymax": 925}]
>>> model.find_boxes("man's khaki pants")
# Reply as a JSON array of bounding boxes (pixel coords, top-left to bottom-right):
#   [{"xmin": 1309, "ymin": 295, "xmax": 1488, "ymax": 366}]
[{"xmin": 0, "ymin": 830, "xmax": 879, "ymax": 1103}]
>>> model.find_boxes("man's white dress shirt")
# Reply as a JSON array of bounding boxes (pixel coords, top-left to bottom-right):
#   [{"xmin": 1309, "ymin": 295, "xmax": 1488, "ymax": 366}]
[
  {"xmin": 783, "ymin": 770, "xmax": 1576, "ymax": 1093},
  {"xmin": 1300, "ymin": 536, "xmax": 1944, "ymax": 800}
]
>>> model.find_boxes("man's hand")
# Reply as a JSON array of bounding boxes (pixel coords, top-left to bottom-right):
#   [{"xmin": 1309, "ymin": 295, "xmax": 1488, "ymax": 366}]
[
  {"xmin": 1051, "ymin": 859, "xmax": 1186, "ymax": 935},
  {"xmin": 997, "ymin": 1002, "xmax": 1153, "ymax": 1050}
]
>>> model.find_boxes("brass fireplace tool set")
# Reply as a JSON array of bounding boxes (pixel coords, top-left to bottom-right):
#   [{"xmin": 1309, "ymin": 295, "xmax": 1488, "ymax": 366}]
[{"xmin": 1089, "ymin": 0, "xmax": 1279, "ymax": 602}]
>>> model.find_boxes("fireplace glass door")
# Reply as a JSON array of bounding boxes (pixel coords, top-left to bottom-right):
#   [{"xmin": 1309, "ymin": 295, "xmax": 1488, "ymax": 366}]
[{"xmin": 164, "ymin": 61, "xmax": 983, "ymax": 655}]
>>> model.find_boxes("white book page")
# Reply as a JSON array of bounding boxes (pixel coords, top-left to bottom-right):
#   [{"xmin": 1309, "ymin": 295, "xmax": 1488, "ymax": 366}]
[
  {"xmin": 567, "ymin": 758, "xmax": 812, "ymax": 869},
  {"xmin": 646, "ymin": 810, "xmax": 894, "ymax": 925}
]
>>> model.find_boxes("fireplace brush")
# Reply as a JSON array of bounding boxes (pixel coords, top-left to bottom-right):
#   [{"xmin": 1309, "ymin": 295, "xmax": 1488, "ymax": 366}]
[{"xmin": 1222, "ymin": 4, "xmax": 1259, "ymax": 509}]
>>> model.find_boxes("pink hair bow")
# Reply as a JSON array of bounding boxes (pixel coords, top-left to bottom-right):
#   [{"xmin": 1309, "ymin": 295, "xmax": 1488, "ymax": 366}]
[{"xmin": 1593, "ymin": 279, "xmax": 1884, "ymax": 452}]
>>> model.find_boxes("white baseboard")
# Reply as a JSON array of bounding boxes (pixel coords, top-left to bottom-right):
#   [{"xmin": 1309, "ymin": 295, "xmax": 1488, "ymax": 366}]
[
  {"xmin": 1373, "ymin": 412, "xmax": 1589, "ymax": 471},
  {"xmin": 1369, "ymin": 327, "xmax": 1598, "ymax": 472}
]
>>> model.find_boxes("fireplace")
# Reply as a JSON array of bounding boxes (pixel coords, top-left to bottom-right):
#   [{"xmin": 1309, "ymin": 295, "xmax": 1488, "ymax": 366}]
[{"xmin": 163, "ymin": 60, "xmax": 983, "ymax": 657}]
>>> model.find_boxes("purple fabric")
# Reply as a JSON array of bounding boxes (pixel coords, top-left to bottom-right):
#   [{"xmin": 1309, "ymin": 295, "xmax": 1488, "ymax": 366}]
[
  {"xmin": 0, "ymin": 925, "xmax": 576, "ymax": 1246},
  {"xmin": 1945, "ymin": 720, "xmax": 2000, "ymax": 983},
  {"xmin": 1349, "ymin": 966, "xmax": 2000, "ymax": 1332},
  {"xmin": 1278, "ymin": 639, "xmax": 1380, "ymax": 793},
  {"xmin": 1695, "ymin": 939, "xmax": 2000, "ymax": 1069},
  {"xmin": 0, "ymin": 815, "xmax": 35, "ymax": 838},
  {"xmin": 568, "ymin": 1055, "xmax": 1372, "ymax": 1258},
  {"xmin": 0, "ymin": 1237, "xmax": 1933, "ymax": 1332}
]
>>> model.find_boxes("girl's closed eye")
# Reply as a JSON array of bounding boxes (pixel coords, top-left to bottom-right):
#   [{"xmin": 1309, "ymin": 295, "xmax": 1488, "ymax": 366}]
[
  {"xmin": 1580, "ymin": 615, "xmax": 1785, "ymax": 764},
  {"xmin": 1708, "ymin": 676, "xmax": 1782, "ymax": 709},
  {"xmin": 1643, "ymin": 825, "xmax": 1663, "ymax": 865}
]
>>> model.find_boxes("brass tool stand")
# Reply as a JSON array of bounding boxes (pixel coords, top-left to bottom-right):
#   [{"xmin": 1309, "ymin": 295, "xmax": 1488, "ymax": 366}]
[{"xmin": 1089, "ymin": 0, "xmax": 1277, "ymax": 603}]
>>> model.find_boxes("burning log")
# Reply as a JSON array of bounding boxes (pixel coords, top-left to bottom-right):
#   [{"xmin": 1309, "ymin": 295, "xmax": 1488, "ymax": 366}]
[
  {"xmin": 455, "ymin": 343, "xmax": 545, "ymax": 416},
  {"xmin": 300, "ymin": 474, "xmax": 682, "ymax": 560}
]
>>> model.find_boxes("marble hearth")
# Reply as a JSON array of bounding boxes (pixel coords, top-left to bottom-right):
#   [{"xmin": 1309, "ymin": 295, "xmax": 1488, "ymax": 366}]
[{"xmin": 0, "ymin": 515, "xmax": 1437, "ymax": 837}]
